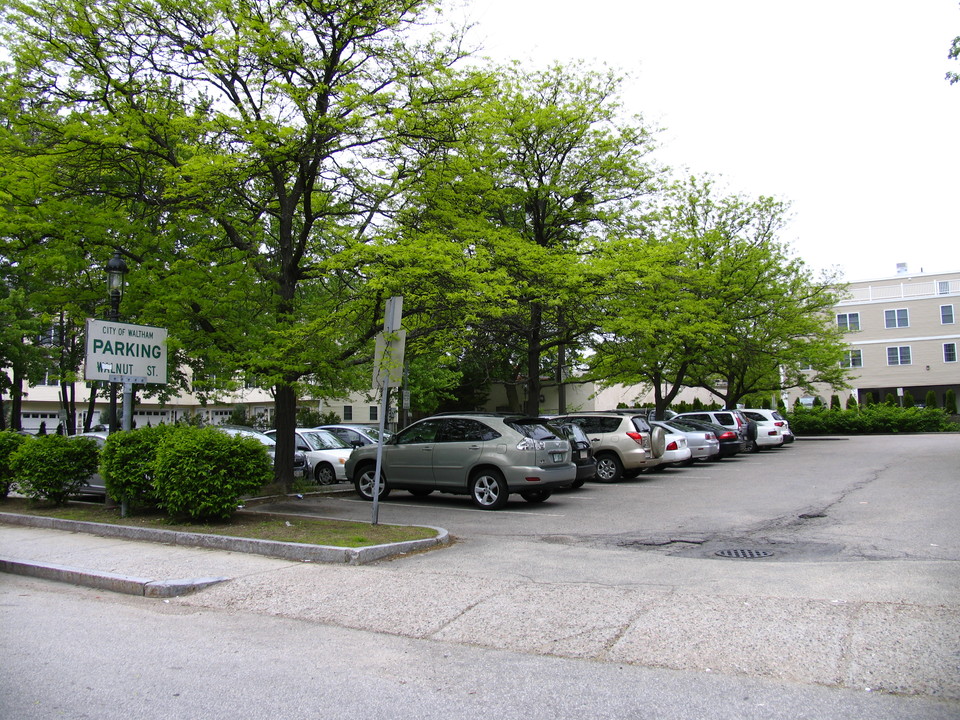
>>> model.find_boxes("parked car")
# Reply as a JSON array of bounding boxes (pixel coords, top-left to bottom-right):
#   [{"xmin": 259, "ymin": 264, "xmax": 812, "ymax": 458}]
[
  {"xmin": 345, "ymin": 413, "xmax": 576, "ymax": 510},
  {"xmin": 547, "ymin": 421, "xmax": 597, "ymax": 487},
  {"xmin": 69, "ymin": 431, "xmax": 109, "ymax": 496},
  {"xmin": 218, "ymin": 426, "xmax": 308, "ymax": 478},
  {"xmin": 550, "ymin": 411, "xmax": 667, "ymax": 482},
  {"xmin": 739, "ymin": 410, "xmax": 785, "ymax": 449},
  {"xmin": 668, "ymin": 417, "xmax": 743, "ymax": 458},
  {"xmin": 742, "ymin": 408, "xmax": 794, "ymax": 444},
  {"xmin": 265, "ymin": 428, "xmax": 352, "ymax": 485},
  {"xmin": 674, "ymin": 410, "xmax": 757, "ymax": 452},
  {"xmin": 316, "ymin": 424, "xmax": 392, "ymax": 448},
  {"xmin": 648, "ymin": 425, "xmax": 692, "ymax": 470},
  {"xmin": 650, "ymin": 420, "xmax": 719, "ymax": 463}
]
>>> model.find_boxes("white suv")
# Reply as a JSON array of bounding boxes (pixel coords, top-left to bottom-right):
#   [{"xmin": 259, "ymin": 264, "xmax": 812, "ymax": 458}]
[{"xmin": 742, "ymin": 409, "xmax": 793, "ymax": 445}]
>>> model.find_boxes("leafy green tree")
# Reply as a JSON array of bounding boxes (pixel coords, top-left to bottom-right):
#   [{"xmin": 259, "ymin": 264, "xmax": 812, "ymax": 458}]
[
  {"xmin": 588, "ymin": 177, "xmax": 848, "ymax": 416},
  {"xmin": 948, "ymin": 30, "xmax": 960, "ymax": 84},
  {"xmin": 3, "ymin": 0, "xmax": 475, "ymax": 484},
  {"xmin": 393, "ymin": 63, "xmax": 660, "ymax": 415}
]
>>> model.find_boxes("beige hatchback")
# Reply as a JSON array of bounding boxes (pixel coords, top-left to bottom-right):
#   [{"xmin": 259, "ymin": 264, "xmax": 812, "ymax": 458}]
[{"xmin": 551, "ymin": 412, "xmax": 666, "ymax": 482}]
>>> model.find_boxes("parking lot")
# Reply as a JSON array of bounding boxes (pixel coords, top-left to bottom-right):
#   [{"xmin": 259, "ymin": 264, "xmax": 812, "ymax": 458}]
[
  {"xmin": 262, "ymin": 434, "xmax": 960, "ymax": 573},
  {"xmin": 241, "ymin": 433, "xmax": 960, "ymax": 701}
]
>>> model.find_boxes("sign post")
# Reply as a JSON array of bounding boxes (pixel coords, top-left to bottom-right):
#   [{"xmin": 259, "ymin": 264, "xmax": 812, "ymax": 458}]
[{"xmin": 371, "ymin": 297, "xmax": 404, "ymax": 525}]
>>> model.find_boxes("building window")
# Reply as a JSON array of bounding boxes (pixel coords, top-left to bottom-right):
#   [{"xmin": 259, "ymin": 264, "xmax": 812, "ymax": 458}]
[
  {"xmin": 886, "ymin": 346, "xmax": 912, "ymax": 366},
  {"xmin": 946, "ymin": 343, "xmax": 958, "ymax": 363},
  {"xmin": 941, "ymin": 305, "xmax": 955, "ymax": 324},
  {"xmin": 841, "ymin": 349, "xmax": 863, "ymax": 368},
  {"xmin": 836, "ymin": 313, "xmax": 860, "ymax": 332},
  {"xmin": 369, "ymin": 406, "xmax": 378, "ymax": 421},
  {"xmin": 939, "ymin": 281, "xmax": 950, "ymax": 295},
  {"xmin": 884, "ymin": 308, "xmax": 909, "ymax": 328},
  {"xmin": 343, "ymin": 405, "xmax": 353, "ymax": 421}
]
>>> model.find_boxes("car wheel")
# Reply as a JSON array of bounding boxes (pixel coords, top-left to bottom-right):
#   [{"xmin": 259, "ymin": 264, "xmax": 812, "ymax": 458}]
[
  {"xmin": 594, "ymin": 453, "xmax": 623, "ymax": 482},
  {"xmin": 353, "ymin": 464, "xmax": 390, "ymax": 501},
  {"xmin": 520, "ymin": 489, "xmax": 552, "ymax": 503},
  {"xmin": 408, "ymin": 488, "xmax": 434, "ymax": 497},
  {"xmin": 315, "ymin": 463, "xmax": 336, "ymax": 485},
  {"xmin": 469, "ymin": 468, "xmax": 509, "ymax": 510}
]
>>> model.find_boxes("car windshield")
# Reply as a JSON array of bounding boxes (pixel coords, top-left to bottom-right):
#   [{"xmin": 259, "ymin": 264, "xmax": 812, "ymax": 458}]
[
  {"xmin": 665, "ymin": 420, "xmax": 701, "ymax": 433},
  {"xmin": 220, "ymin": 427, "xmax": 275, "ymax": 446},
  {"xmin": 506, "ymin": 419, "xmax": 563, "ymax": 440},
  {"xmin": 301, "ymin": 430, "xmax": 350, "ymax": 450}
]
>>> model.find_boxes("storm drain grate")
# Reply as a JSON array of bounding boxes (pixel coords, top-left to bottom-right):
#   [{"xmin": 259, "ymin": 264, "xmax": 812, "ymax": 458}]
[{"xmin": 715, "ymin": 548, "xmax": 774, "ymax": 559}]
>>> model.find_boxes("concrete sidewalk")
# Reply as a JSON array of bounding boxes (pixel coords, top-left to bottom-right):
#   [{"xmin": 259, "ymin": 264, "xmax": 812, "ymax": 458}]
[{"xmin": 1, "ymin": 518, "xmax": 959, "ymax": 705}]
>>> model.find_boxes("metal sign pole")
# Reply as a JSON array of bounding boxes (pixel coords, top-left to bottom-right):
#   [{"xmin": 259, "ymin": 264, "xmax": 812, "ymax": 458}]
[
  {"xmin": 371, "ymin": 382, "xmax": 390, "ymax": 525},
  {"xmin": 371, "ymin": 296, "xmax": 403, "ymax": 526}
]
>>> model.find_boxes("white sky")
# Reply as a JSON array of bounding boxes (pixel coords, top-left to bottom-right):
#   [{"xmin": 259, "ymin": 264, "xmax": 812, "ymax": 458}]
[{"xmin": 460, "ymin": 0, "xmax": 960, "ymax": 282}]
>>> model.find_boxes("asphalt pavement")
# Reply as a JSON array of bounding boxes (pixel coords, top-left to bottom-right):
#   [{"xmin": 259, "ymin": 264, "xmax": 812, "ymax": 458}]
[{"xmin": 2, "ymin": 439, "xmax": 959, "ymax": 711}]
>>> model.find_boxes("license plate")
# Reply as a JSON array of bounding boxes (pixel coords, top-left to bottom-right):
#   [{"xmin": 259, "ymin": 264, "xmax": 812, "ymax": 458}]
[{"xmin": 551, "ymin": 452, "xmax": 564, "ymax": 463}]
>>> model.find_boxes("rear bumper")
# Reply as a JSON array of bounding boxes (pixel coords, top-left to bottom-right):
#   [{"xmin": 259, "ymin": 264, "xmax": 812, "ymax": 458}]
[{"xmin": 503, "ymin": 463, "xmax": 577, "ymax": 489}]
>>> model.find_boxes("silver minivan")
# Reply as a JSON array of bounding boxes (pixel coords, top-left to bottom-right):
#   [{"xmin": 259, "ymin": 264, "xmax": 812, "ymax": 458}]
[{"xmin": 345, "ymin": 413, "xmax": 576, "ymax": 510}]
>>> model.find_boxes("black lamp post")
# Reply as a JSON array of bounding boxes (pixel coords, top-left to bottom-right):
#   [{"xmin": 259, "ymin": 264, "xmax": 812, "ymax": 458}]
[{"xmin": 105, "ymin": 251, "xmax": 128, "ymax": 433}]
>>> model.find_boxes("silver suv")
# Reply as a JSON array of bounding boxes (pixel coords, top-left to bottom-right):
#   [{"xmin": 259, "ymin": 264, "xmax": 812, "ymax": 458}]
[
  {"xmin": 673, "ymin": 410, "xmax": 755, "ymax": 452},
  {"xmin": 345, "ymin": 413, "xmax": 576, "ymax": 510},
  {"xmin": 551, "ymin": 412, "xmax": 666, "ymax": 482}
]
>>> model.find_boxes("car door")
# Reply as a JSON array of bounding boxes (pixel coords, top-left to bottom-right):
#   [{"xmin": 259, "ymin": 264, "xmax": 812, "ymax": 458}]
[
  {"xmin": 385, "ymin": 419, "xmax": 442, "ymax": 486},
  {"xmin": 431, "ymin": 418, "xmax": 488, "ymax": 490}
]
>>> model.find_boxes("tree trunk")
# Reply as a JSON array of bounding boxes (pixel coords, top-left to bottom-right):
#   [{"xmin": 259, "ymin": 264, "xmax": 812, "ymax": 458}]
[
  {"xmin": 9, "ymin": 372, "xmax": 23, "ymax": 431},
  {"xmin": 273, "ymin": 381, "xmax": 297, "ymax": 492},
  {"xmin": 524, "ymin": 305, "xmax": 542, "ymax": 417}
]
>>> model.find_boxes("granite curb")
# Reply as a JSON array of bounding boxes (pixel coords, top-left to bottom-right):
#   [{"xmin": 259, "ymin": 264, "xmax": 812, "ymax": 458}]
[
  {"xmin": 0, "ymin": 511, "xmax": 451, "ymax": 595},
  {"xmin": 0, "ymin": 555, "xmax": 228, "ymax": 597}
]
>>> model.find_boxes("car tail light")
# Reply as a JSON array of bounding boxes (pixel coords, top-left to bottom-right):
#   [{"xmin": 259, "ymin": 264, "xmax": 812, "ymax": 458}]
[
  {"xmin": 718, "ymin": 431, "xmax": 736, "ymax": 440},
  {"xmin": 626, "ymin": 431, "xmax": 645, "ymax": 446},
  {"xmin": 516, "ymin": 438, "xmax": 545, "ymax": 451},
  {"xmin": 774, "ymin": 421, "xmax": 785, "ymax": 427},
  {"xmin": 766, "ymin": 430, "xmax": 778, "ymax": 436},
  {"xmin": 666, "ymin": 440, "xmax": 679, "ymax": 451},
  {"xmin": 706, "ymin": 433, "xmax": 716, "ymax": 441}
]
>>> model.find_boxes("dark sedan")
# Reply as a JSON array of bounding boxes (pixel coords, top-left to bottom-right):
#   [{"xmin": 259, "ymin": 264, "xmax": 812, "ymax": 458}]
[{"xmin": 668, "ymin": 418, "xmax": 743, "ymax": 458}]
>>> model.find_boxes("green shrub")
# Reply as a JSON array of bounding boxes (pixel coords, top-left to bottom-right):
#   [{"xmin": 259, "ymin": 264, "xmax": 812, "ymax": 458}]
[
  {"xmin": 9, "ymin": 434, "xmax": 99, "ymax": 506},
  {"xmin": 152, "ymin": 426, "xmax": 273, "ymax": 521},
  {"xmin": 100, "ymin": 425, "xmax": 174, "ymax": 508},
  {"xmin": 863, "ymin": 392, "xmax": 875, "ymax": 406},
  {"xmin": 903, "ymin": 391, "xmax": 915, "ymax": 408},
  {"xmin": 925, "ymin": 390, "xmax": 938, "ymax": 409},
  {"xmin": 830, "ymin": 394, "xmax": 841, "ymax": 409},
  {"xmin": 785, "ymin": 405, "xmax": 958, "ymax": 435},
  {"xmin": 946, "ymin": 389, "xmax": 957, "ymax": 414},
  {"xmin": 0, "ymin": 431, "xmax": 28, "ymax": 498},
  {"xmin": 845, "ymin": 394, "xmax": 858, "ymax": 409}
]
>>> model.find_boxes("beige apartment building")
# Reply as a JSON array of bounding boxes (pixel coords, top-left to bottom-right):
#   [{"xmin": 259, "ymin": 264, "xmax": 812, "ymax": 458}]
[{"xmin": 808, "ymin": 267, "xmax": 960, "ymax": 407}]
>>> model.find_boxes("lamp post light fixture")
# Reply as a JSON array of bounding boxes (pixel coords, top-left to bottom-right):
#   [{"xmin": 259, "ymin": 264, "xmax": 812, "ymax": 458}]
[
  {"xmin": 105, "ymin": 251, "xmax": 128, "ymax": 432},
  {"xmin": 106, "ymin": 251, "xmax": 128, "ymax": 322}
]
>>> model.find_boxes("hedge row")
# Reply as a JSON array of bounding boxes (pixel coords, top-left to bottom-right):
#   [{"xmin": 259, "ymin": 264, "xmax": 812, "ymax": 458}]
[
  {"xmin": 784, "ymin": 405, "xmax": 959, "ymax": 435},
  {"xmin": 0, "ymin": 426, "xmax": 273, "ymax": 520}
]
